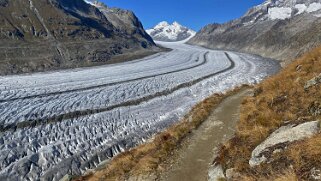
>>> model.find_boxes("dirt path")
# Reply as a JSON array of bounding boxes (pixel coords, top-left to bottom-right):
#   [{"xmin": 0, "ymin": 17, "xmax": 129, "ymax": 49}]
[{"xmin": 160, "ymin": 89, "xmax": 252, "ymax": 181}]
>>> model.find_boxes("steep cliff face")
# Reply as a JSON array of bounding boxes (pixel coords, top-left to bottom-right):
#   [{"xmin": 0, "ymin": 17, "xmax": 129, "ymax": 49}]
[
  {"xmin": 0, "ymin": 0, "xmax": 156, "ymax": 75},
  {"xmin": 188, "ymin": 0, "xmax": 321, "ymax": 65}
]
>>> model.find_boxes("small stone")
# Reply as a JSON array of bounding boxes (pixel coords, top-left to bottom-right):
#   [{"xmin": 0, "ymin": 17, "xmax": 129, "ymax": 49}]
[
  {"xmin": 309, "ymin": 101, "xmax": 321, "ymax": 116},
  {"xmin": 296, "ymin": 65, "xmax": 302, "ymax": 71},
  {"xmin": 311, "ymin": 167, "xmax": 321, "ymax": 180},
  {"xmin": 225, "ymin": 168, "xmax": 241, "ymax": 180},
  {"xmin": 305, "ymin": 73, "xmax": 321, "ymax": 90},
  {"xmin": 272, "ymin": 149, "xmax": 282, "ymax": 154},
  {"xmin": 208, "ymin": 164, "xmax": 225, "ymax": 181}
]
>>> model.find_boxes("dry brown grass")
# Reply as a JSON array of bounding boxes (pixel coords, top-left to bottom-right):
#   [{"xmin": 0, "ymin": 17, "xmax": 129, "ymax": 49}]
[
  {"xmin": 240, "ymin": 169, "xmax": 298, "ymax": 181},
  {"xmin": 74, "ymin": 86, "xmax": 249, "ymax": 181},
  {"xmin": 215, "ymin": 46, "xmax": 321, "ymax": 180}
]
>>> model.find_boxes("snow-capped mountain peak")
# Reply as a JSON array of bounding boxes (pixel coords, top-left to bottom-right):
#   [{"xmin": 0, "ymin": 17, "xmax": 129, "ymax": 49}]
[
  {"xmin": 155, "ymin": 21, "xmax": 170, "ymax": 29},
  {"xmin": 172, "ymin": 21, "xmax": 181, "ymax": 27},
  {"xmin": 146, "ymin": 21, "xmax": 196, "ymax": 42}
]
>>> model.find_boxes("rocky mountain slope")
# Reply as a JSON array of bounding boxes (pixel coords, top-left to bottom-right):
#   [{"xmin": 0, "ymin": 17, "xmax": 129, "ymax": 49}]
[
  {"xmin": 146, "ymin": 21, "xmax": 196, "ymax": 42},
  {"xmin": 188, "ymin": 0, "xmax": 321, "ymax": 65},
  {"xmin": 0, "ymin": 0, "xmax": 156, "ymax": 75},
  {"xmin": 210, "ymin": 44, "xmax": 321, "ymax": 181}
]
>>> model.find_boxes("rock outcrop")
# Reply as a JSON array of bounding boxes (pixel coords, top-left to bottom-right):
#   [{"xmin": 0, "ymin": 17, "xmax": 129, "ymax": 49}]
[
  {"xmin": 249, "ymin": 121, "xmax": 320, "ymax": 167},
  {"xmin": 0, "ymin": 0, "xmax": 156, "ymax": 75}
]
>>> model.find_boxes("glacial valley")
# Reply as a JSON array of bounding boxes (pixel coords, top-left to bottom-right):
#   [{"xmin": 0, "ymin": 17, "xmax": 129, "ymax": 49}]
[{"xmin": 0, "ymin": 41, "xmax": 280, "ymax": 181}]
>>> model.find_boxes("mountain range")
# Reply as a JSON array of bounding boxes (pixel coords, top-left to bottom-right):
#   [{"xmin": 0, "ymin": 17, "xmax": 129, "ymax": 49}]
[
  {"xmin": 0, "ymin": 0, "xmax": 157, "ymax": 75},
  {"xmin": 146, "ymin": 21, "xmax": 196, "ymax": 42},
  {"xmin": 188, "ymin": 0, "xmax": 321, "ymax": 65}
]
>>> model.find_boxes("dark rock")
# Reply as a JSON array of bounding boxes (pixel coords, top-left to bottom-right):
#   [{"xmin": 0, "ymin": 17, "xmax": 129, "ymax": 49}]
[
  {"xmin": 253, "ymin": 87, "xmax": 263, "ymax": 97},
  {"xmin": 0, "ymin": 0, "xmax": 8, "ymax": 7},
  {"xmin": 296, "ymin": 65, "xmax": 302, "ymax": 71},
  {"xmin": 309, "ymin": 101, "xmax": 321, "ymax": 116}
]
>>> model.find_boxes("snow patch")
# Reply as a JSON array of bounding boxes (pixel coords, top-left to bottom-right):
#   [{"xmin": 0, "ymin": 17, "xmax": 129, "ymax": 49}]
[
  {"xmin": 268, "ymin": 7, "xmax": 292, "ymax": 20},
  {"xmin": 84, "ymin": 0, "xmax": 104, "ymax": 8},
  {"xmin": 307, "ymin": 3, "xmax": 321, "ymax": 13},
  {"xmin": 295, "ymin": 4, "xmax": 307, "ymax": 15},
  {"xmin": 154, "ymin": 21, "xmax": 170, "ymax": 29}
]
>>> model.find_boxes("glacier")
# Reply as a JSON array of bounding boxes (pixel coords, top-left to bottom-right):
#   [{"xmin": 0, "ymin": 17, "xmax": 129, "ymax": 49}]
[{"xmin": 0, "ymin": 42, "xmax": 280, "ymax": 181}]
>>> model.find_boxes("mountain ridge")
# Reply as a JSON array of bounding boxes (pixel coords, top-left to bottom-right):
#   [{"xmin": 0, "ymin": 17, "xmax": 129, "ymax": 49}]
[
  {"xmin": 188, "ymin": 0, "xmax": 321, "ymax": 65},
  {"xmin": 0, "ymin": 0, "xmax": 157, "ymax": 75}
]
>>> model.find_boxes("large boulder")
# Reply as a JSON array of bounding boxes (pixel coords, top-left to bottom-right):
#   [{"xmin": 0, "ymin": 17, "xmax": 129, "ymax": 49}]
[{"xmin": 249, "ymin": 121, "xmax": 320, "ymax": 167}]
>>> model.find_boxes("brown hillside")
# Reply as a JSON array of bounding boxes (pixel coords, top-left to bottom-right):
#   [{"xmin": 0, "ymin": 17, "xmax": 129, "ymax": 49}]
[{"xmin": 215, "ymin": 46, "xmax": 321, "ymax": 180}]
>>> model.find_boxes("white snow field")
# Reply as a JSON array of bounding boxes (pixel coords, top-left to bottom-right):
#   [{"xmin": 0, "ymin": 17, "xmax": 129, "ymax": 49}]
[{"xmin": 0, "ymin": 42, "xmax": 280, "ymax": 181}]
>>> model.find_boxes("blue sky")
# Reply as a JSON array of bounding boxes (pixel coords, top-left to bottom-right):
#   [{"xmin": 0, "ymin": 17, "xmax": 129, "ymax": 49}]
[{"xmin": 101, "ymin": 0, "xmax": 265, "ymax": 31}]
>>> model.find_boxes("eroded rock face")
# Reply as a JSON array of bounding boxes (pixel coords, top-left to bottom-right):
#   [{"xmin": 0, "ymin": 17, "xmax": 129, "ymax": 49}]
[
  {"xmin": 0, "ymin": 0, "xmax": 156, "ymax": 75},
  {"xmin": 249, "ymin": 121, "xmax": 320, "ymax": 167}
]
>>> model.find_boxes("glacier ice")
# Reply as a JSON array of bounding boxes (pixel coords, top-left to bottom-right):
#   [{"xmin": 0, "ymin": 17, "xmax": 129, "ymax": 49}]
[{"xmin": 0, "ymin": 42, "xmax": 280, "ymax": 181}]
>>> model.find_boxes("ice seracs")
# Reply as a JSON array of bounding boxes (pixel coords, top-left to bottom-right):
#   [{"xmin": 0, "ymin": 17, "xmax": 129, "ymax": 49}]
[{"xmin": 146, "ymin": 21, "xmax": 196, "ymax": 42}]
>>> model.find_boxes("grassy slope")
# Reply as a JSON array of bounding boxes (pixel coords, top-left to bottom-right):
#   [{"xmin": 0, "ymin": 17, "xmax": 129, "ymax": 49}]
[
  {"xmin": 215, "ymin": 46, "xmax": 321, "ymax": 180},
  {"xmin": 75, "ymin": 86, "xmax": 248, "ymax": 181}
]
